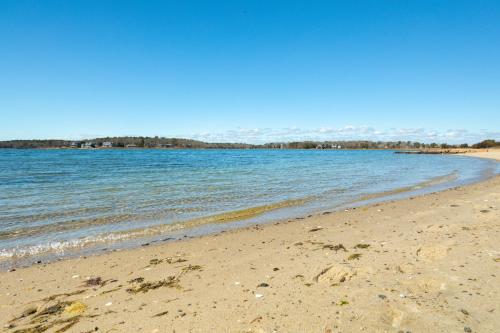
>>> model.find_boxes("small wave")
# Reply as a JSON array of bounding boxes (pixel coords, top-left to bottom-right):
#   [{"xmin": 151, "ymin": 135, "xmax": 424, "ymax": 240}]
[
  {"xmin": 0, "ymin": 232, "xmax": 134, "ymax": 260},
  {"xmin": 0, "ymin": 197, "xmax": 310, "ymax": 260},
  {"xmin": 351, "ymin": 171, "xmax": 459, "ymax": 203}
]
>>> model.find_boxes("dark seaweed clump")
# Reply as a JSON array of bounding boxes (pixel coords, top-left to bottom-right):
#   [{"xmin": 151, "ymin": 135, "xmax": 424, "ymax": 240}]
[
  {"xmin": 126, "ymin": 276, "xmax": 181, "ymax": 294},
  {"xmin": 323, "ymin": 244, "xmax": 347, "ymax": 252}
]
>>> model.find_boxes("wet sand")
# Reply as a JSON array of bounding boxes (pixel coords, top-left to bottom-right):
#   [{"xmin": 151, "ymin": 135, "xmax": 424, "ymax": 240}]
[{"xmin": 1, "ymin": 151, "xmax": 499, "ymax": 333}]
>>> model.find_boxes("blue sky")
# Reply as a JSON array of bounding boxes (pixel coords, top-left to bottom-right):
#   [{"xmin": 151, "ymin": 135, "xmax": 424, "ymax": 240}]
[{"xmin": 0, "ymin": 0, "xmax": 499, "ymax": 143}]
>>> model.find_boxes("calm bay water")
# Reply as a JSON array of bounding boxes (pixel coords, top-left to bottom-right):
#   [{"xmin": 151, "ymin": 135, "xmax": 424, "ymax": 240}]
[{"xmin": 0, "ymin": 149, "xmax": 497, "ymax": 267}]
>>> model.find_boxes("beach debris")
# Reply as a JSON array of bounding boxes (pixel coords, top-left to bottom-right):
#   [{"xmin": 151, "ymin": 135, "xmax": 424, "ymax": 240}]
[
  {"xmin": 9, "ymin": 300, "xmax": 86, "ymax": 333},
  {"xmin": 146, "ymin": 257, "xmax": 187, "ymax": 267},
  {"xmin": 40, "ymin": 290, "xmax": 86, "ymax": 302},
  {"xmin": 314, "ymin": 265, "xmax": 355, "ymax": 284},
  {"xmin": 149, "ymin": 258, "xmax": 162, "ymax": 265},
  {"xmin": 128, "ymin": 277, "xmax": 144, "ymax": 284},
  {"xmin": 257, "ymin": 283, "xmax": 269, "ymax": 288},
  {"xmin": 494, "ymin": 258, "xmax": 500, "ymax": 262},
  {"xmin": 464, "ymin": 327, "xmax": 472, "ymax": 332},
  {"xmin": 165, "ymin": 257, "xmax": 188, "ymax": 264},
  {"xmin": 100, "ymin": 286, "xmax": 122, "ymax": 295},
  {"xmin": 13, "ymin": 316, "xmax": 82, "ymax": 333},
  {"xmin": 309, "ymin": 227, "xmax": 323, "ymax": 232},
  {"xmin": 479, "ymin": 210, "xmax": 489, "ymax": 213},
  {"xmin": 164, "ymin": 297, "xmax": 180, "ymax": 304},
  {"xmin": 180, "ymin": 264, "xmax": 202, "ymax": 274},
  {"xmin": 35, "ymin": 301, "xmax": 73, "ymax": 317},
  {"xmin": 17, "ymin": 307, "xmax": 37, "ymax": 320},
  {"xmin": 460, "ymin": 309, "xmax": 470, "ymax": 316},
  {"xmin": 323, "ymin": 244, "xmax": 347, "ymax": 252},
  {"xmin": 57, "ymin": 317, "xmax": 83, "ymax": 332},
  {"xmin": 152, "ymin": 311, "xmax": 169, "ymax": 317},
  {"xmin": 83, "ymin": 277, "xmax": 105, "ymax": 287},
  {"xmin": 378, "ymin": 294, "xmax": 387, "ymax": 300},
  {"xmin": 307, "ymin": 240, "xmax": 324, "ymax": 247},
  {"xmin": 354, "ymin": 243, "xmax": 370, "ymax": 249},
  {"xmin": 273, "ymin": 267, "xmax": 279, "ymax": 271},
  {"xmin": 105, "ymin": 302, "xmax": 113, "ymax": 306},
  {"xmin": 71, "ymin": 275, "xmax": 79, "ymax": 279},
  {"xmin": 64, "ymin": 301, "xmax": 87, "ymax": 316},
  {"xmin": 255, "ymin": 294, "xmax": 264, "ymax": 298},
  {"xmin": 348, "ymin": 253, "xmax": 362, "ymax": 260},
  {"xmin": 250, "ymin": 315, "xmax": 263, "ymax": 324},
  {"xmin": 32, "ymin": 302, "xmax": 69, "ymax": 320},
  {"xmin": 126, "ymin": 276, "xmax": 181, "ymax": 294},
  {"xmin": 55, "ymin": 317, "xmax": 81, "ymax": 332}
]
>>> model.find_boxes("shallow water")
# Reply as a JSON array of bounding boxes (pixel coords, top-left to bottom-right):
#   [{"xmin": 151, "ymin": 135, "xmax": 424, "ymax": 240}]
[{"xmin": 0, "ymin": 149, "xmax": 497, "ymax": 267}]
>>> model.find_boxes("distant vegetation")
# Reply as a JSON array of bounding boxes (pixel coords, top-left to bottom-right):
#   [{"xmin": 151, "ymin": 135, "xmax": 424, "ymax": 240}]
[
  {"xmin": 0, "ymin": 137, "xmax": 253, "ymax": 149},
  {"xmin": 471, "ymin": 139, "xmax": 500, "ymax": 149},
  {"xmin": 0, "ymin": 137, "xmax": 498, "ymax": 150}
]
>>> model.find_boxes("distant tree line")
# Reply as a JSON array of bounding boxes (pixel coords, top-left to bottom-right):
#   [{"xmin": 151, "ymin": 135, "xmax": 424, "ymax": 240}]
[
  {"xmin": 85, "ymin": 136, "xmax": 255, "ymax": 149},
  {"xmin": 471, "ymin": 139, "xmax": 500, "ymax": 149},
  {"xmin": 0, "ymin": 139, "xmax": 69, "ymax": 149},
  {"xmin": 263, "ymin": 139, "xmax": 499, "ymax": 150},
  {"xmin": 0, "ymin": 137, "xmax": 498, "ymax": 150},
  {"xmin": 0, "ymin": 137, "xmax": 255, "ymax": 149}
]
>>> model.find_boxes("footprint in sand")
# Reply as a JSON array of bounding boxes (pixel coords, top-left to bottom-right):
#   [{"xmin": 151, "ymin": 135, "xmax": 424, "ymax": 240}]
[
  {"xmin": 402, "ymin": 277, "xmax": 448, "ymax": 297},
  {"xmin": 313, "ymin": 264, "xmax": 356, "ymax": 284},
  {"xmin": 380, "ymin": 305, "xmax": 408, "ymax": 329},
  {"xmin": 241, "ymin": 329, "xmax": 267, "ymax": 333},
  {"xmin": 416, "ymin": 245, "xmax": 450, "ymax": 261}
]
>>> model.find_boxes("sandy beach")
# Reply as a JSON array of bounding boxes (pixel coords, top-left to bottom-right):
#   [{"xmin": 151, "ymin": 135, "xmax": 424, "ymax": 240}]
[{"xmin": 1, "ymin": 151, "xmax": 498, "ymax": 333}]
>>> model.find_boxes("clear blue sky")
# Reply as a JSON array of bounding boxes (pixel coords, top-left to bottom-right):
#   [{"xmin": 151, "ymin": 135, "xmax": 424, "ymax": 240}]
[{"xmin": 1, "ymin": 0, "xmax": 499, "ymax": 143}]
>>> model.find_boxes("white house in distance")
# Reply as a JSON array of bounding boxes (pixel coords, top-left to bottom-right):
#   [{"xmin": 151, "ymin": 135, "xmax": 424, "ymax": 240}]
[
  {"xmin": 81, "ymin": 142, "xmax": 94, "ymax": 149},
  {"xmin": 102, "ymin": 141, "xmax": 113, "ymax": 148}
]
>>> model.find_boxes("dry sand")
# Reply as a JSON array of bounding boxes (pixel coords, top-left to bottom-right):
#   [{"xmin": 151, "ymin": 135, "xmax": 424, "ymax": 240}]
[
  {"xmin": 458, "ymin": 149, "xmax": 500, "ymax": 161},
  {"xmin": 1, "ymin": 151, "xmax": 499, "ymax": 333}
]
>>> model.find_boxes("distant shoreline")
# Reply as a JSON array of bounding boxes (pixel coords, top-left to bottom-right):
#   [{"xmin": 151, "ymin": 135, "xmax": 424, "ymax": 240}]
[
  {"xmin": 1, "ymin": 146, "xmax": 498, "ymax": 154},
  {"xmin": 1, "ymin": 137, "xmax": 498, "ymax": 150}
]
